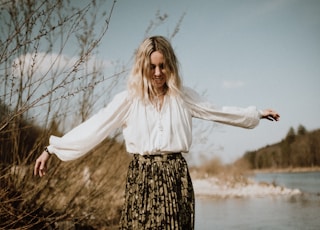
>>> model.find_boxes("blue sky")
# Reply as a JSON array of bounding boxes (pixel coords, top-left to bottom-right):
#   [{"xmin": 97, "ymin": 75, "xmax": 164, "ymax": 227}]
[{"xmin": 95, "ymin": 0, "xmax": 320, "ymax": 164}]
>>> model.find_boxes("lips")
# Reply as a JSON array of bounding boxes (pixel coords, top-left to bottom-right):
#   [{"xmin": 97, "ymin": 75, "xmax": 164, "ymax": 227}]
[{"xmin": 153, "ymin": 76, "xmax": 164, "ymax": 83}]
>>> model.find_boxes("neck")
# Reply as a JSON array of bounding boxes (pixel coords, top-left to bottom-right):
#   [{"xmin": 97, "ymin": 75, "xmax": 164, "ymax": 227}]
[{"xmin": 154, "ymin": 87, "xmax": 167, "ymax": 97}]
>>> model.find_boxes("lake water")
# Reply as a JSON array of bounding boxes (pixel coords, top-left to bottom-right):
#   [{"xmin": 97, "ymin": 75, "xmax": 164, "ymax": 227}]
[{"xmin": 195, "ymin": 171, "xmax": 320, "ymax": 230}]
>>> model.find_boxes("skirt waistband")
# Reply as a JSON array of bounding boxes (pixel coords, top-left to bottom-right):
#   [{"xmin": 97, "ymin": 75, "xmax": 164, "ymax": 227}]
[{"xmin": 133, "ymin": 152, "xmax": 182, "ymax": 162}]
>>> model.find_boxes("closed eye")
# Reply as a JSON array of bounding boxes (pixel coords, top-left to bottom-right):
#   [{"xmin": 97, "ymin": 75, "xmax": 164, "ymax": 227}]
[{"xmin": 150, "ymin": 64, "xmax": 165, "ymax": 69}]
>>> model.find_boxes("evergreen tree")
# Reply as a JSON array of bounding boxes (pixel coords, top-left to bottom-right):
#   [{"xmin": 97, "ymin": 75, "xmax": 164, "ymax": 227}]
[
  {"xmin": 297, "ymin": 124, "xmax": 307, "ymax": 135},
  {"xmin": 286, "ymin": 127, "xmax": 295, "ymax": 143}
]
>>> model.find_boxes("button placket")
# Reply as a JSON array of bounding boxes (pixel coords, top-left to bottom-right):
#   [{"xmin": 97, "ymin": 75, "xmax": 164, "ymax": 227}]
[{"xmin": 156, "ymin": 111, "xmax": 164, "ymax": 151}]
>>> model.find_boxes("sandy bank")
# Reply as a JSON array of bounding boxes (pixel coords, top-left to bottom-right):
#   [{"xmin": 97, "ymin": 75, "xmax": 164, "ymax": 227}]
[
  {"xmin": 251, "ymin": 166, "xmax": 320, "ymax": 174},
  {"xmin": 192, "ymin": 177, "xmax": 301, "ymax": 198}
]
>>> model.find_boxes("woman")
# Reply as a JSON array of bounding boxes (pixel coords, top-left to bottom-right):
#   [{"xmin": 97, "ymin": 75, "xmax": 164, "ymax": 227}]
[{"xmin": 34, "ymin": 36, "xmax": 280, "ymax": 229}]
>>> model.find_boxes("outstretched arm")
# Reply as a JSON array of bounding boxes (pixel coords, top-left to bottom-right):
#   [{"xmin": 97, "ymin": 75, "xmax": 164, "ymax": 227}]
[
  {"xmin": 260, "ymin": 109, "xmax": 280, "ymax": 121},
  {"xmin": 34, "ymin": 91, "xmax": 130, "ymax": 176}
]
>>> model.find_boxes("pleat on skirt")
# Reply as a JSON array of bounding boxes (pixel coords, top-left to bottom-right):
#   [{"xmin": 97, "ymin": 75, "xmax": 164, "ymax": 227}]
[{"xmin": 119, "ymin": 153, "xmax": 195, "ymax": 230}]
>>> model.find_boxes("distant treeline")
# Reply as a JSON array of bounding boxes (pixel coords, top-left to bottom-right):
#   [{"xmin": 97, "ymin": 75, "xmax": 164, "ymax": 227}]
[{"xmin": 238, "ymin": 125, "xmax": 320, "ymax": 169}]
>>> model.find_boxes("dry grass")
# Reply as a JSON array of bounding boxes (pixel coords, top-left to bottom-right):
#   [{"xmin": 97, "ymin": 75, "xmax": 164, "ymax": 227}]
[
  {"xmin": 190, "ymin": 156, "xmax": 252, "ymax": 186},
  {"xmin": 1, "ymin": 138, "xmax": 131, "ymax": 229},
  {"xmin": 191, "ymin": 156, "xmax": 250, "ymax": 177}
]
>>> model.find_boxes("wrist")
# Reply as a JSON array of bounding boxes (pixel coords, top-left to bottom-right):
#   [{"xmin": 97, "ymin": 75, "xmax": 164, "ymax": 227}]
[
  {"xmin": 44, "ymin": 146, "xmax": 51, "ymax": 154},
  {"xmin": 258, "ymin": 110, "xmax": 264, "ymax": 119}
]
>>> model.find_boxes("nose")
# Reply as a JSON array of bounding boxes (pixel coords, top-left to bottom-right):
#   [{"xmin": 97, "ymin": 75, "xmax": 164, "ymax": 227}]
[{"xmin": 154, "ymin": 66, "xmax": 161, "ymax": 76}]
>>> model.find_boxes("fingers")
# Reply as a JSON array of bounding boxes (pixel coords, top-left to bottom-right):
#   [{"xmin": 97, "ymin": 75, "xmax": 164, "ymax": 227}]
[
  {"xmin": 266, "ymin": 115, "xmax": 277, "ymax": 121},
  {"xmin": 270, "ymin": 111, "xmax": 280, "ymax": 121},
  {"xmin": 34, "ymin": 151, "xmax": 49, "ymax": 177},
  {"xmin": 34, "ymin": 160, "xmax": 40, "ymax": 176},
  {"xmin": 39, "ymin": 161, "xmax": 46, "ymax": 177},
  {"xmin": 34, "ymin": 158, "xmax": 45, "ymax": 177},
  {"xmin": 262, "ymin": 109, "xmax": 280, "ymax": 122}
]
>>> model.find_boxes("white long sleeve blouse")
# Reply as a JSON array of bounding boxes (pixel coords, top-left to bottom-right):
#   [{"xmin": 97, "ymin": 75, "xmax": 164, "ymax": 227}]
[{"xmin": 47, "ymin": 87, "xmax": 262, "ymax": 161}]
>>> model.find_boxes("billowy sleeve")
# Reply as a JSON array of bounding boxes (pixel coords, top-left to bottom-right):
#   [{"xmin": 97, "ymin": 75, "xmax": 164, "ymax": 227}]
[
  {"xmin": 47, "ymin": 91, "xmax": 130, "ymax": 161},
  {"xmin": 183, "ymin": 87, "xmax": 262, "ymax": 129}
]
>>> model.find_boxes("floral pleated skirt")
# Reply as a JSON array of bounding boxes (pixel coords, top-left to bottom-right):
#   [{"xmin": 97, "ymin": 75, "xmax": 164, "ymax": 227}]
[{"xmin": 119, "ymin": 153, "xmax": 195, "ymax": 230}]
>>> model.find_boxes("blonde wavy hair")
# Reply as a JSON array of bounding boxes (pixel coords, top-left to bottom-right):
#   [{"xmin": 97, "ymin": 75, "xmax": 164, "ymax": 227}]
[{"xmin": 127, "ymin": 36, "xmax": 183, "ymax": 102}]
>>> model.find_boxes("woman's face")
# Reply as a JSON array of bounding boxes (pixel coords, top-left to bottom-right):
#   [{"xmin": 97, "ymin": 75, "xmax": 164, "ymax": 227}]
[{"xmin": 149, "ymin": 51, "xmax": 167, "ymax": 91}]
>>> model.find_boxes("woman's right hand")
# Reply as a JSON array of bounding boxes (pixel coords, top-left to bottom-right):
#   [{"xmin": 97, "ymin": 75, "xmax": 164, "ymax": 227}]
[{"xmin": 34, "ymin": 151, "xmax": 51, "ymax": 177}]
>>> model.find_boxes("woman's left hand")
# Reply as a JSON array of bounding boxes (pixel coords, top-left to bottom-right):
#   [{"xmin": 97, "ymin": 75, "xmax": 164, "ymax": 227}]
[{"xmin": 261, "ymin": 109, "xmax": 280, "ymax": 121}]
